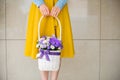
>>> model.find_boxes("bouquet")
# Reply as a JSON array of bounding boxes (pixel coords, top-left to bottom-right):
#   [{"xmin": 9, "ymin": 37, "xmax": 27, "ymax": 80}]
[{"xmin": 36, "ymin": 35, "xmax": 63, "ymax": 61}]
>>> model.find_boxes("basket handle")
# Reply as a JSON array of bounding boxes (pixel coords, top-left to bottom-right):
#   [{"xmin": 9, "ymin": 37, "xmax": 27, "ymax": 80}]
[{"xmin": 38, "ymin": 16, "xmax": 62, "ymax": 41}]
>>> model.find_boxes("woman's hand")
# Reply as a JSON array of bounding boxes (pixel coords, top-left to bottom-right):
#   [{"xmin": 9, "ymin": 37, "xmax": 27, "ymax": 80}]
[
  {"xmin": 50, "ymin": 6, "xmax": 61, "ymax": 17},
  {"xmin": 39, "ymin": 4, "xmax": 50, "ymax": 16}
]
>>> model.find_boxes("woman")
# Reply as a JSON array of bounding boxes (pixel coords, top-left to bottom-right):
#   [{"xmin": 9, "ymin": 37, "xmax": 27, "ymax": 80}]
[{"xmin": 24, "ymin": 0, "xmax": 75, "ymax": 80}]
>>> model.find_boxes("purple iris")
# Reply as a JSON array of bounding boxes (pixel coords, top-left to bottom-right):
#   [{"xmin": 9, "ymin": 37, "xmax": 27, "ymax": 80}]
[{"xmin": 49, "ymin": 36, "xmax": 63, "ymax": 49}]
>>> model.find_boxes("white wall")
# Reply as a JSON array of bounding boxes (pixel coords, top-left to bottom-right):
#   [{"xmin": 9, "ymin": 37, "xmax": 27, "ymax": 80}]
[{"xmin": 0, "ymin": 0, "xmax": 120, "ymax": 80}]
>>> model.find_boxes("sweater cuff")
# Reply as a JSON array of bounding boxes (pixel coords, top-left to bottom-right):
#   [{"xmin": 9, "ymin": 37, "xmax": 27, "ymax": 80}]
[
  {"xmin": 55, "ymin": 0, "xmax": 67, "ymax": 9},
  {"xmin": 33, "ymin": 0, "xmax": 45, "ymax": 8}
]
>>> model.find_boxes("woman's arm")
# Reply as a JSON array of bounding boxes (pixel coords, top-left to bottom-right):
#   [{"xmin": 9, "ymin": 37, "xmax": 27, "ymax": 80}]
[
  {"xmin": 55, "ymin": 0, "xmax": 68, "ymax": 10},
  {"xmin": 50, "ymin": 0, "xmax": 68, "ymax": 17},
  {"xmin": 33, "ymin": 0, "xmax": 68, "ymax": 17},
  {"xmin": 33, "ymin": 0, "xmax": 67, "ymax": 9},
  {"xmin": 33, "ymin": 0, "xmax": 50, "ymax": 16},
  {"xmin": 33, "ymin": 0, "xmax": 45, "ymax": 7}
]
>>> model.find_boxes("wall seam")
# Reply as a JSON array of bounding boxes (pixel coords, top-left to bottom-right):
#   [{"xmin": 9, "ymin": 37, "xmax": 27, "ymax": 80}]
[
  {"xmin": 5, "ymin": 0, "xmax": 8, "ymax": 80},
  {"xmin": 1, "ymin": 39, "xmax": 120, "ymax": 40},
  {"xmin": 99, "ymin": 0, "xmax": 101, "ymax": 80}
]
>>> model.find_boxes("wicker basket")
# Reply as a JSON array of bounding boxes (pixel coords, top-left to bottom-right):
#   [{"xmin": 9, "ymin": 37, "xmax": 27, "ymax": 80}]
[{"xmin": 36, "ymin": 16, "xmax": 62, "ymax": 71}]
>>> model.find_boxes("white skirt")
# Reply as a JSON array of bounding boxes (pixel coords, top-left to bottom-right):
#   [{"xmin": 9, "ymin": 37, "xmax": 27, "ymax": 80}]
[{"xmin": 37, "ymin": 54, "xmax": 61, "ymax": 71}]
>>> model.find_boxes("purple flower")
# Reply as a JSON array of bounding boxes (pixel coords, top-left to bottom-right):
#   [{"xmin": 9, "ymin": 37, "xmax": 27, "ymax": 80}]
[
  {"xmin": 36, "ymin": 35, "xmax": 63, "ymax": 50},
  {"xmin": 49, "ymin": 35, "xmax": 63, "ymax": 49}
]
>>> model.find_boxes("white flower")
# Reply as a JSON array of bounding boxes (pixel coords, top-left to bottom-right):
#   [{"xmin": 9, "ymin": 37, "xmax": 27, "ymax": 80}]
[
  {"xmin": 58, "ymin": 47, "xmax": 61, "ymax": 49},
  {"xmin": 40, "ymin": 44, "xmax": 44, "ymax": 48},
  {"xmin": 36, "ymin": 44, "xmax": 40, "ymax": 48},
  {"xmin": 43, "ymin": 40, "xmax": 47, "ymax": 44},
  {"xmin": 40, "ymin": 37, "xmax": 45, "ymax": 41},
  {"xmin": 42, "ymin": 39, "xmax": 50, "ymax": 47},
  {"xmin": 36, "ymin": 53, "xmax": 40, "ymax": 58},
  {"xmin": 50, "ymin": 45, "xmax": 55, "ymax": 49},
  {"xmin": 46, "ymin": 37, "xmax": 50, "ymax": 42},
  {"xmin": 46, "ymin": 42, "xmax": 50, "ymax": 47}
]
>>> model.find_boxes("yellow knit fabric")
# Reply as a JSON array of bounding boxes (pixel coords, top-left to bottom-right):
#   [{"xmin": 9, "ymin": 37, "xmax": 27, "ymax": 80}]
[{"xmin": 24, "ymin": 0, "xmax": 75, "ymax": 60}]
